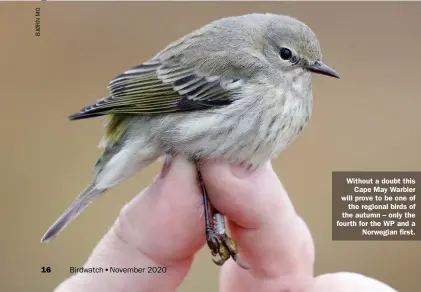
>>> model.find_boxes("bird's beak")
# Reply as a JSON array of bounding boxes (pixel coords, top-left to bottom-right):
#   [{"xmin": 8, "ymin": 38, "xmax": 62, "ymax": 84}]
[{"xmin": 306, "ymin": 61, "xmax": 340, "ymax": 79}]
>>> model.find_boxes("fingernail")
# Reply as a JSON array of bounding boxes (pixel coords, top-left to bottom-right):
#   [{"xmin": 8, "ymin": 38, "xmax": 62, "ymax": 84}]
[
  {"xmin": 230, "ymin": 162, "xmax": 255, "ymax": 178},
  {"xmin": 159, "ymin": 157, "xmax": 172, "ymax": 178},
  {"xmin": 160, "ymin": 156, "xmax": 197, "ymax": 181}
]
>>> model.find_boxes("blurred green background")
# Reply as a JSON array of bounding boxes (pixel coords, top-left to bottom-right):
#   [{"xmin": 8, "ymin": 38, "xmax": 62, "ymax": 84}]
[{"xmin": 1, "ymin": 2, "xmax": 420, "ymax": 291}]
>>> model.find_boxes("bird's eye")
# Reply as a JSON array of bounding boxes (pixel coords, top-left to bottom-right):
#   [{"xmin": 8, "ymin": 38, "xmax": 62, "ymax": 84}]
[{"xmin": 279, "ymin": 48, "xmax": 293, "ymax": 60}]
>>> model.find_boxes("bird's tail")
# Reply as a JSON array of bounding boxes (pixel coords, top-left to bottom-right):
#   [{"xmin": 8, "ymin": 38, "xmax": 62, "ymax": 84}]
[{"xmin": 40, "ymin": 184, "xmax": 105, "ymax": 243}]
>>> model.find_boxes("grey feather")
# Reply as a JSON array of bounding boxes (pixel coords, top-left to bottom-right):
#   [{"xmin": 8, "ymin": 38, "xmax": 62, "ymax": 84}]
[{"xmin": 41, "ymin": 185, "xmax": 104, "ymax": 243}]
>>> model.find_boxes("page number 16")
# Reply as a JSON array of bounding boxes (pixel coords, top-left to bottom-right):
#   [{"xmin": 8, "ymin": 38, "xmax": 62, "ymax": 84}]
[{"xmin": 41, "ymin": 266, "xmax": 51, "ymax": 273}]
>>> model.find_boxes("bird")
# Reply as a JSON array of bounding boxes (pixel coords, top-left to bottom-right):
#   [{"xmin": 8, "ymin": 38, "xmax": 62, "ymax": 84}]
[{"xmin": 40, "ymin": 13, "xmax": 340, "ymax": 268}]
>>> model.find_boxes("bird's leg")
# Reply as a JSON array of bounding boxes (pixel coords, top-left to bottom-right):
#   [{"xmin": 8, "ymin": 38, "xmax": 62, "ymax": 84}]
[
  {"xmin": 197, "ymin": 170, "xmax": 229, "ymax": 265},
  {"xmin": 196, "ymin": 167, "xmax": 248, "ymax": 269}
]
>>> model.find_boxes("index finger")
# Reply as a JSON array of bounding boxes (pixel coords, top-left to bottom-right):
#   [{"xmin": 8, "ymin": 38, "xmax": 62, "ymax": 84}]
[{"xmin": 200, "ymin": 161, "xmax": 315, "ymax": 292}]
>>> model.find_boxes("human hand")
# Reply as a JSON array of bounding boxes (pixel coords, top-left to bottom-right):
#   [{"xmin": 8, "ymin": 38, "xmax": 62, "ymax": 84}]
[{"xmin": 54, "ymin": 156, "xmax": 397, "ymax": 292}]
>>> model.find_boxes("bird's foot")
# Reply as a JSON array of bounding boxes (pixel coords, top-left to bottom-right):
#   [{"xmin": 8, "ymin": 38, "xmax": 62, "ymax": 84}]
[{"xmin": 206, "ymin": 229, "xmax": 248, "ymax": 269}]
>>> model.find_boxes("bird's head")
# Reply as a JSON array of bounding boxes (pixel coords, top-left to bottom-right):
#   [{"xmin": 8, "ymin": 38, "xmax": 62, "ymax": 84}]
[
  {"xmin": 261, "ymin": 13, "xmax": 340, "ymax": 79},
  {"xmin": 158, "ymin": 13, "xmax": 339, "ymax": 82}
]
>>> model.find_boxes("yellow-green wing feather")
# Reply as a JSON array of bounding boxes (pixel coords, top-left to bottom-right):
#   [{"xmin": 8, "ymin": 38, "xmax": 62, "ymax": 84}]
[{"xmin": 68, "ymin": 58, "xmax": 243, "ymax": 122}]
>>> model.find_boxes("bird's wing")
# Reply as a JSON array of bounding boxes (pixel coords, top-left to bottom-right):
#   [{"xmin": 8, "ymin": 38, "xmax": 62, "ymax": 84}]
[{"xmin": 68, "ymin": 59, "xmax": 244, "ymax": 120}]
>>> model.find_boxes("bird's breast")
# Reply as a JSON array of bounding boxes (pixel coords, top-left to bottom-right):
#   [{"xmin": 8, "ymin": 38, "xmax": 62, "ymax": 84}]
[
  {"xmin": 248, "ymin": 90, "xmax": 312, "ymax": 164},
  {"xmin": 154, "ymin": 84, "xmax": 312, "ymax": 167}
]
